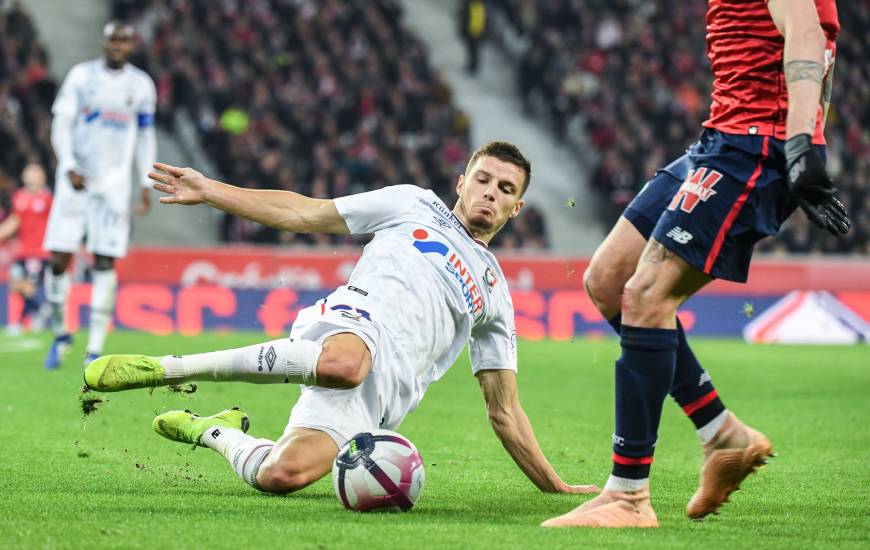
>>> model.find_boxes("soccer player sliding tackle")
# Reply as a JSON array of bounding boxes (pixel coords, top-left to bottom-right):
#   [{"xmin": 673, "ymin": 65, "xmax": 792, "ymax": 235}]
[
  {"xmin": 85, "ymin": 142, "xmax": 599, "ymax": 497},
  {"xmin": 543, "ymin": 0, "xmax": 849, "ymax": 528}
]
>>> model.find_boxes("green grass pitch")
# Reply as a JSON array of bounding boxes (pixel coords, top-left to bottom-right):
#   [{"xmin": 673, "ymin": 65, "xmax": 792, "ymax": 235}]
[{"xmin": 0, "ymin": 331, "xmax": 868, "ymax": 549}]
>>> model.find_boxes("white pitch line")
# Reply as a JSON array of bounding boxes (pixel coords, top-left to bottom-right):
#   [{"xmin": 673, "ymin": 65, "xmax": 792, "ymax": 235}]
[{"xmin": 0, "ymin": 338, "xmax": 45, "ymax": 353}]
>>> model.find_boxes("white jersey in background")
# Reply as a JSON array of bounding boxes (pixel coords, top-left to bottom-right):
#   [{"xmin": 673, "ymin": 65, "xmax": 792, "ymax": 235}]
[
  {"xmin": 286, "ymin": 185, "xmax": 518, "ymax": 444},
  {"xmin": 44, "ymin": 59, "xmax": 156, "ymax": 257}
]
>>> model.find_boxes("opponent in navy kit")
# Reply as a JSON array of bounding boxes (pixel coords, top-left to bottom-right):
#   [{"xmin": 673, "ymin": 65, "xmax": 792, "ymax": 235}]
[{"xmin": 544, "ymin": 0, "xmax": 850, "ymax": 528}]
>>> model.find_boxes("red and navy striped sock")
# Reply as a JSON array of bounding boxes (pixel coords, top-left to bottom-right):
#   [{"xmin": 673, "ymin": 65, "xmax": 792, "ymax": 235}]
[
  {"xmin": 670, "ymin": 318, "xmax": 726, "ymax": 431},
  {"xmin": 609, "ymin": 324, "xmax": 677, "ymax": 486},
  {"xmin": 608, "ymin": 315, "xmax": 726, "ymax": 432}
]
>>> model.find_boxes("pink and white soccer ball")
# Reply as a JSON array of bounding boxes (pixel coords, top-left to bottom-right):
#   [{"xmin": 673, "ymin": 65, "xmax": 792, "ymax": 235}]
[{"xmin": 332, "ymin": 429, "xmax": 425, "ymax": 512}]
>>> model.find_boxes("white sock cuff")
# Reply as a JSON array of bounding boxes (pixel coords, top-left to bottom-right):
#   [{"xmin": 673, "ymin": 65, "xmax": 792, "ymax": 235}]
[
  {"xmin": 285, "ymin": 339, "xmax": 321, "ymax": 386},
  {"xmin": 230, "ymin": 439, "xmax": 274, "ymax": 489},
  {"xmin": 604, "ymin": 475, "xmax": 649, "ymax": 493},
  {"xmin": 697, "ymin": 410, "xmax": 730, "ymax": 443}
]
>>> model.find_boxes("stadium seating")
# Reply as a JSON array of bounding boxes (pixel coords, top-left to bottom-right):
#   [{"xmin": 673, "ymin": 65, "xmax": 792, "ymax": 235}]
[
  {"xmin": 114, "ymin": 0, "xmax": 548, "ymax": 250},
  {"xmin": 490, "ymin": 0, "xmax": 869, "ymax": 254},
  {"xmin": 0, "ymin": 3, "xmax": 57, "ymax": 211}
]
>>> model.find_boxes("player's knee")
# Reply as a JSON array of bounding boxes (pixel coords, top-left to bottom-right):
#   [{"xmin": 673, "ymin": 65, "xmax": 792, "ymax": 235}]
[
  {"xmin": 93, "ymin": 255, "xmax": 115, "ymax": 271},
  {"xmin": 49, "ymin": 253, "xmax": 71, "ymax": 275},
  {"xmin": 316, "ymin": 351, "xmax": 369, "ymax": 389},
  {"xmin": 621, "ymin": 272, "xmax": 658, "ymax": 316},
  {"xmin": 584, "ymin": 259, "xmax": 623, "ymax": 317},
  {"xmin": 622, "ymin": 272, "xmax": 682, "ymax": 326},
  {"xmin": 256, "ymin": 461, "xmax": 314, "ymax": 494}
]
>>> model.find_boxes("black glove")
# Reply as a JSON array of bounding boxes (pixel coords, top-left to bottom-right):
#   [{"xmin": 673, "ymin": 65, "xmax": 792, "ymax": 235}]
[{"xmin": 785, "ymin": 133, "xmax": 851, "ymax": 236}]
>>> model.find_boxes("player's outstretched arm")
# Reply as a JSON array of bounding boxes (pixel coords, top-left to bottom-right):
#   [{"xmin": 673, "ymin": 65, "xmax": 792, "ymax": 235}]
[
  {"xmin": 476, "ymin": 369, "xmax": 599, "ymax": 494},
  {"xmin": 768, "ymin": 0, "xmax": 850, "ymax": 235},
  {"xmin": 149, "ymin": 162, "xmax": 350, "ymax": 234}
]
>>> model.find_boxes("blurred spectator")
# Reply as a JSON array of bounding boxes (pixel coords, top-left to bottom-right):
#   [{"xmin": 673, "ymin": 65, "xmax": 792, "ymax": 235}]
[
  {"xmin": 0, "ymin": 2, "xmax": 56, "ymax": 188},
  {"xmin": 459, "ymin": 0, "xmax": 488, "ymax": 76},
  {"xmin": 117, "ymin": 0, "xmax": 548, "ymax": 250},
  {"xmin": 492, "ymin": 0, "xmax": 869, "ymax": 254}
]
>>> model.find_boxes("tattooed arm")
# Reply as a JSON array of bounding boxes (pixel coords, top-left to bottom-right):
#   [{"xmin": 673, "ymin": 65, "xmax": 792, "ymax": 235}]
[
  {"xmin": 768, "ymin": 0, "xmax": 829, "ymax": 139},
  {"xmin": 768, "ymin": 0, "xmax": 850, "ymax": 236}
]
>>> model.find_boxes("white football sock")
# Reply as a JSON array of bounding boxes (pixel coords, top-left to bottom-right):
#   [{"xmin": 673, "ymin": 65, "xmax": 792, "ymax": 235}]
[
  {"xmin": 201, "ymin": 427, "xmax": 274, "ymax": 489},
  {"xmin": 87, "ymin": 269, "xmax": 117, "ymax": 354},
  {"xmin": 43, "ymin": 268, "xmax": 70, "ymax": 336},
  {"xmin": 159, "ymin": 338, "xmax": 321, "ymax": 385},
  {"xmin": 604, "ymin": 475, "xmax": 649, "ymax": 493},
  {"xmin": 697, "ymin": 410, "xmax": 729, "ymax": 444}
]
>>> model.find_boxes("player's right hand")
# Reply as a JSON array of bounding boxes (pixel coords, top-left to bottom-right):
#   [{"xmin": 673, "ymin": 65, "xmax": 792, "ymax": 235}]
[
  {"xmin": 785, "ymin": 134, "xmax": 851, "ymax": 236},
  {"xmin": 149, "ymin": 162, "xmax": 207, "ymax": 205},
  {"xmin": 67, "ymin": 170, "xmax": 86, "ymax": 190}
]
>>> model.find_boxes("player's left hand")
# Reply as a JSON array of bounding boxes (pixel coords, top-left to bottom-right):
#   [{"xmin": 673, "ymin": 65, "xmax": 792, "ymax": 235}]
[
  {"xmin": 135, "ymin": 187, "xmax": 151, "ymax": 216},
  {"xmin": 149, "ymin": 162, "xmax": 208, "ymax": 205},
  {"xmin": 557, "ymin": 483, "xmax": 601, "ymax": 494},
  {"xmin": 785, "ymin": 134, "xmax": 851, "ymax": 236}
]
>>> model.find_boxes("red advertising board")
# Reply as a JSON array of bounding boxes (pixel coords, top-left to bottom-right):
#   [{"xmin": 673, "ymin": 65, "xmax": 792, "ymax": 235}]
[{"xmin": 109, "ymin": 246, "xmax": 870, "ymax": 293}]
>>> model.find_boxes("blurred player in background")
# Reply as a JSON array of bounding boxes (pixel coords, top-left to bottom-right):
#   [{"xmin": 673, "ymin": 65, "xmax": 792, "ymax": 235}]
[
  {"xmin": 42, "ymin": 21, "xmax": 156, "ymax": 369},
  {"xmin": 544, "ymin": 0, "xmax": 850, "ymax": 528},
  {"xmin": 85, "ymin": 142, "xmax": 599, "ymax": 498},
  {"xmin": 0, "ymin": 163, "xmax": 52, "ymax": 335}
]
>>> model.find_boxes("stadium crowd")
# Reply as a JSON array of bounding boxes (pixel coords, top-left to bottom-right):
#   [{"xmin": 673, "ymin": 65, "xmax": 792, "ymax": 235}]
[
  {"xmin": 112, "ymin": 0, "xmax": 548, "ymax": 250},
  {"xmin": 0, "ymin": 2, "xmax": 56, "ymax": 217},
  {"xmin": 493, "ymin": 0, "xmax": 869, "ymax": 254}
]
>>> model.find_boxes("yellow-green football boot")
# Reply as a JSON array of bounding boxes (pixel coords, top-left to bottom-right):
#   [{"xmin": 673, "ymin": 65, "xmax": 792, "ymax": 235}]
[
  {"xmin": 84, "ymin": 355, "xmax": 165, "ymax": 392},
  {"xmin": 153, "ymin": 408, "xmax": 250, "ymax": 447}
]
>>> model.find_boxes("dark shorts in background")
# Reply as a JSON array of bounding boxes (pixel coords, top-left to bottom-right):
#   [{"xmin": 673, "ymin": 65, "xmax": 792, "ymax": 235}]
[
  {"xmin": 10, "ymin": 257, "xmax": 48, "ymax": 285},
  {"xmin": 623, "ymin": 129, "xmax": 822, "ymax": 282}
]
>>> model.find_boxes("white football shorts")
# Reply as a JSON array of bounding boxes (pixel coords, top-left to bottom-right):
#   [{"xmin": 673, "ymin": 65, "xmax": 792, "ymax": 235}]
[
  {"xmin": 43, "ymin": 173, "xmax": 132, "ymax": 258},
  {"xmin": 285, "ymin": 288, "xmax": 419, "ymax": 447}
]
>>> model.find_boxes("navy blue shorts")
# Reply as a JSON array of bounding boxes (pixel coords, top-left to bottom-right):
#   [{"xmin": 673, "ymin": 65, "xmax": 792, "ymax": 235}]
[
  {"xmin": 623, "ymin": 129, "xmax": 823, "ymax": 283},
  {"xmin": 10, "ymin": 258, "xmax": 48, "ymax": 284}
]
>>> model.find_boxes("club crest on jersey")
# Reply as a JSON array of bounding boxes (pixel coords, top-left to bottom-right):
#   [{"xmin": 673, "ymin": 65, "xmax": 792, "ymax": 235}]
[
  {"xmin": 412, "ymin": 228, "xmax": 484, "ymax": 317},
  {"xmin": 667, "ymin": 168, "xmax": 723, "ymax": 213},
  {"xmin": 484, "ymin": 267, "xmax": 498, "ymax": 292}
]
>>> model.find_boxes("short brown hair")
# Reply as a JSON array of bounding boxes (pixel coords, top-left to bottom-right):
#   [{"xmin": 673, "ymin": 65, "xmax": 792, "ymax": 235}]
[{"xmin": 465, "ymin": 141, "xmax": 532, "ymax": 195}]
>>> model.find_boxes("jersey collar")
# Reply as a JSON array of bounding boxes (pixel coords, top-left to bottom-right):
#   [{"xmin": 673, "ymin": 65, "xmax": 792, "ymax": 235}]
[{"xmin": 456, "ymin": 217, "xmax": 489, "ymax": 249}]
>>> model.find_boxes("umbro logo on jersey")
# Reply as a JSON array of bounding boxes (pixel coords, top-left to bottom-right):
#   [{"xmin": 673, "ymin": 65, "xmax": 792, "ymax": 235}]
[
  {"xmin": 668, "ymin": 167, "xmax": 723, "ymax": 213},
  {"xmin": 432, "ymin": 216, "xmax": 452, "ymax": 229},
  {"xmin": 666, "ymin": 226, "xmax": 693, "ymax": 244}
]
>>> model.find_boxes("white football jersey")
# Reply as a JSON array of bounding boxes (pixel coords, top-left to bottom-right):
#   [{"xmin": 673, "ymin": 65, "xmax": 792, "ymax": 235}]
[
  {"xmin": 51, "ymin": 59, "xmax": 156, "ymax": 194},
  {"xmin": 334, "ymin": 185, "xmax": 518, "ymax": 400}
]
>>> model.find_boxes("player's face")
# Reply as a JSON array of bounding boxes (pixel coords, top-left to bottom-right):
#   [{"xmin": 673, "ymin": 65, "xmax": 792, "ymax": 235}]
[
  {"xmin": 21, "ymin": 164, "xmax": 46, "ymax": 193},
  {"xmin": 455, "ymin": 155, "xmax": 526, "ymax": 237},
  {"xmin": 103, "ymin": 28, "xmax": 135, "ymax": 68}
]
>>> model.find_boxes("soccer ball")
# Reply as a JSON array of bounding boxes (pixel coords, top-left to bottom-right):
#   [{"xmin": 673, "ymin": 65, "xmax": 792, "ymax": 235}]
[{"xmin": 332, "ymin": 429, "xmax": 425, "ymax": 512}]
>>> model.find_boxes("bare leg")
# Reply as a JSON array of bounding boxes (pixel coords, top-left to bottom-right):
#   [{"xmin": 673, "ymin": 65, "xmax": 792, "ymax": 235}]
[
  {"xmin": 545, "ymin": 240, "xmax": 711, "ymax": 529},
  {"xmin": 255, "ymin": 428, "xmax": 339, "ymax": 494},
  {"xmin": 586, "ymin": 217, "xmax": 730, "ymax": 439}
]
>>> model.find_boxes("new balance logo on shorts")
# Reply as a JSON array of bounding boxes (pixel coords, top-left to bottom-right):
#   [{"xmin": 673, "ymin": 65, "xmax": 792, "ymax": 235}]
[
  {"xmin": 668, "ymin": 167, "xmax": 723, "ymax": 213},
  {"xmin": 666, "ymin": 226, "xmax": 694, "ymax": 244}
]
